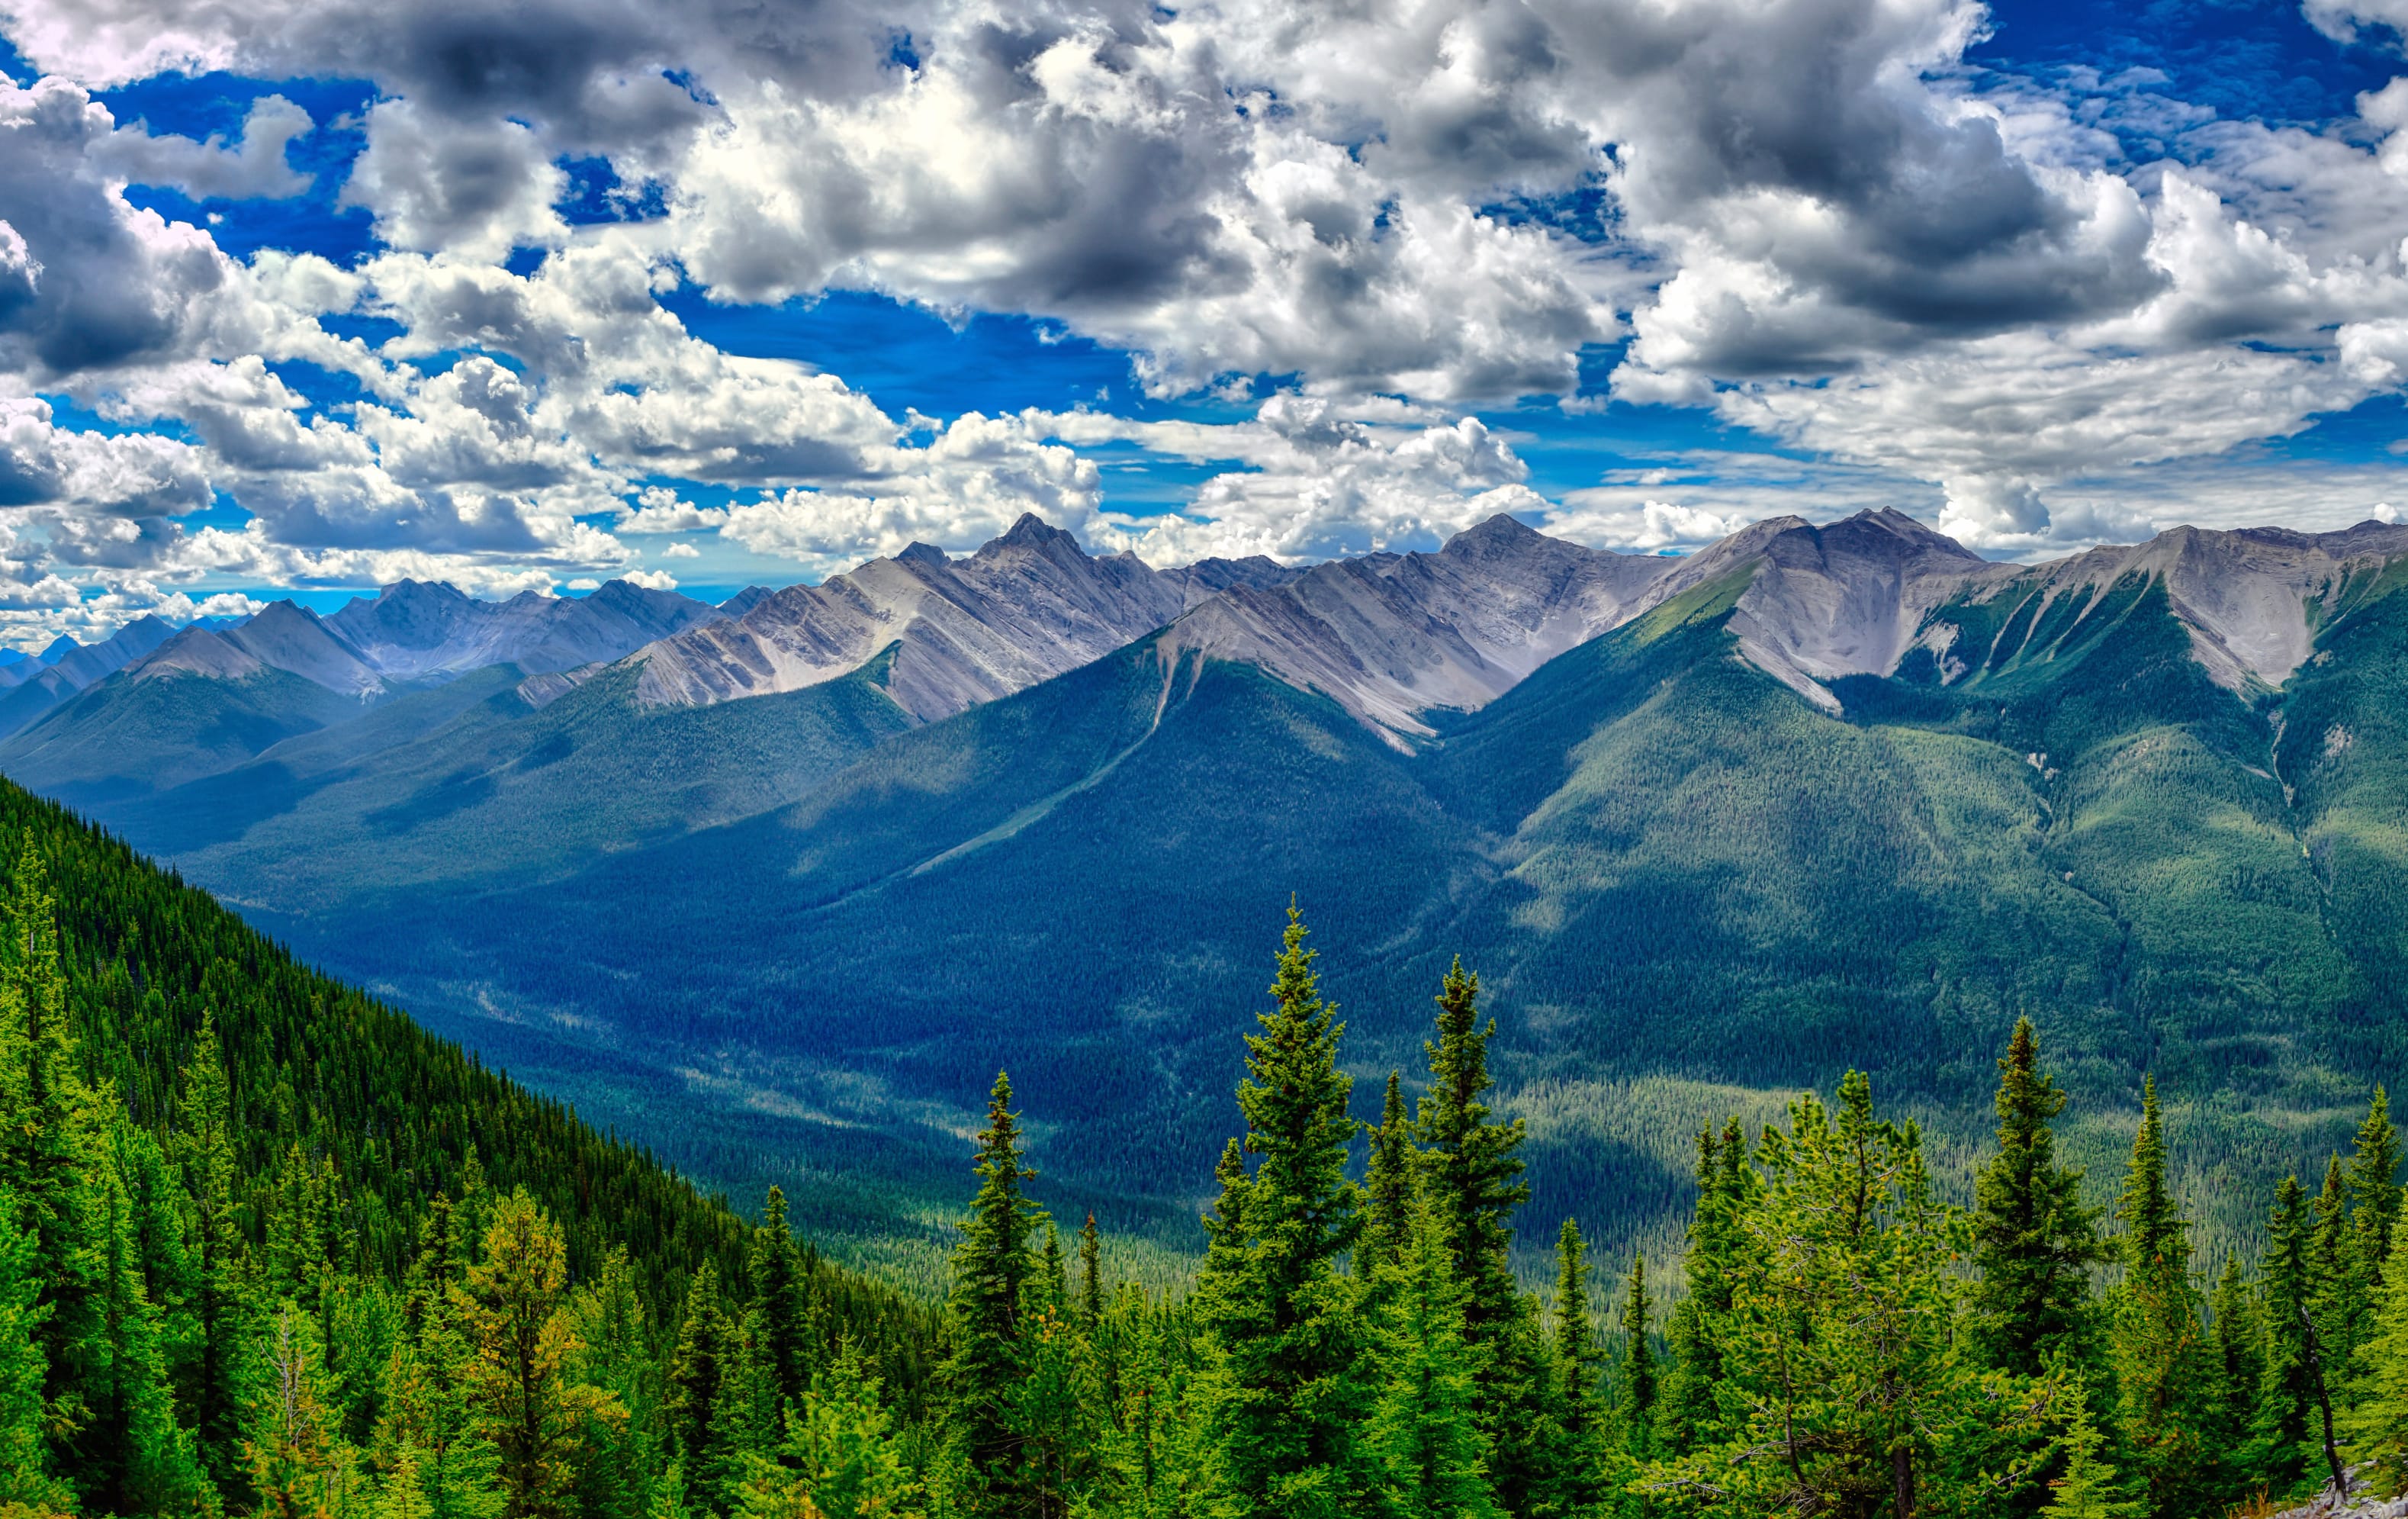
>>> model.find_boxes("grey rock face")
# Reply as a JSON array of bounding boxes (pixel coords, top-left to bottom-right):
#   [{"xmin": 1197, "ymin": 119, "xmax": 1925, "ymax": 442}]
[{"xmin": 632, "ymin": 514, "xmax": 1199, "ymax": 721}]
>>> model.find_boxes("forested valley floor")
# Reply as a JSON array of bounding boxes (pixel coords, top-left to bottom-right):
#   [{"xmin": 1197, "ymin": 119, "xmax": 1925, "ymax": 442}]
[{"xmin": 0, "ymin": 783, "xmax": 2403, "ymax": 1519}]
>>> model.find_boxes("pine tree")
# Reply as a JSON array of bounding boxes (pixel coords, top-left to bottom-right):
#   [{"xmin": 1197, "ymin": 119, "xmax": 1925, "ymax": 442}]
[
  {"xmin": 2340, "ymin": 1228, "xmax": 2408, "ymax": 1495},
  {"xmin": 457, "ymin": 1188, "xmax": 618, "ymax": 1519},
  {"xmin": 944, "ymin": 1070, "xmax": 1038, "ymax": 1512},
  {"xmin": 244, "ymin": 1300, "xmax": 352, "ymax": 1519},
  {"xmin": 1367, "ymin": 1176, "xmax": 1503, "ymax": 1519},
  {"xmin": 2337, "ymin": 1089, "xmax": 2401, "ymax": 1380},
  {"xmin": 0, "ymin": 1187, "xmax": 69, "ymax": 1514},
  {"xmin": 1414, "ymin": 956, "xmax": 1542, "ymax": 1511},
  {"xmin": 176, "ymin": 1011, "xmax": 251, "ymax": 1485},
  {"xmin": 1968, "ymin": 1019, "xmax": 2109, "ymax": 1379},
  {"xmin": 1078, "ymin": 1214, "xmax": 1104, "ymax": 1329},
  {"xmin": 738, "ymin": 1344, "xmax": 918, "ymax": 1519},
  {"xmin": 1654, "ymin": 1117, "xmax": 1751, "ymax": 1456},
  {"xmin": 2107, "ymin": 1077, "xmax": 2213, "ymax": 1517},
  {"xmin": 1617, "ymin": 1251, "xmax": 1657, "ymax": 1450},
  {"xmin": 2043, "ymin": 1401, "xmax": 2139, "ymax": 1519},
  {"xmin": 1644, "ymin": 1073, "xmax": 2057, "ymax": 1516},
  {"xmin": 667, "ymin": 1263, "xmax": 736, "ymax": 1508},
  {"xmin": 1357, "ymin": 1073, "xmax": 1415, "ymax": 1287},
  {"xmin": 749, "ymin": 1187, "xmax": 811, "ymax": 1412},
  {"xmin": 2207, "ymin": 1256, "xmax": 2263, "ymax": 1453},
  {"xmin": 1190, "ymin": 903, "xmax": 1376, "ymax": 1519}
]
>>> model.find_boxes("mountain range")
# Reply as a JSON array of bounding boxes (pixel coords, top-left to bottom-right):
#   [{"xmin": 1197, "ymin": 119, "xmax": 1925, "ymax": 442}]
[{"xmin": 5, "ymin": 506, "xmax": 2405, "ymax": 1268}]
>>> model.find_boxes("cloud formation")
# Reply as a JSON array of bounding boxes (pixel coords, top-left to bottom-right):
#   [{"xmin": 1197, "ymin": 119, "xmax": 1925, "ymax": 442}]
[{"xmin": 0, "ymin": 0, "xmax": 2404, "ymax": 642}]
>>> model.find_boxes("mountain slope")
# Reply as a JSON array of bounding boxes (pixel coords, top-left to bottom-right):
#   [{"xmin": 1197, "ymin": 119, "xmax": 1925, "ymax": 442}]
[
  {"xmin": 0, "ymin": 615, "xmax": 178, "ymax": 738},
  {"xmin": 633, "ymin": 515, "xmax": 1228, "ymax": 719},
  {"xmin": 324, "ymin": 576, "xmax": 725, "ymax": 678}
]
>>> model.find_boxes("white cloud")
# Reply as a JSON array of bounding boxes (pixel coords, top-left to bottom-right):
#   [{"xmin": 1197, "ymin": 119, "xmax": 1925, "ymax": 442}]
[{"xmin": 100, "ymin": 94, "xmax": 314, "ymax": 201}]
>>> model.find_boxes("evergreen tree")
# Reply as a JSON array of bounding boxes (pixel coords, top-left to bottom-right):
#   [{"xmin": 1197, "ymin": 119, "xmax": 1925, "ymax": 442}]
[
  {"xmin": 457, "ymin": 1188, "xmax": 619, "ymax": 1519},
  {"xmin": 1414, "ymin": 957, "xmax": 1542, "ymax": 1510},
  {"xmin": 2337, "ymin": 1088, "xmax": 2401, "ymax": 1381},
  {"xmin": 2253, "ymin": 1175, "xmax": 2317, "ymax": 1491},
  {"xmin": 1967, "ymin": 1019, "xmax": 2109, "ymax": 1379},
  {"xmin": 1549, "ymin": 1219, "xmax": 1606, "ymax": 1514},
  {"xmin": 176, "ymin": 1011, "xmax": 252, "ymax": 1486},
  {"xmin": 2107, "ymin": 1078, "xmax": 2213, "ymax": 1517},
  {"xmin": 2043, "ymin": 1402, "xmax": 2138, "ymax": 1519},
  {"xmin": 739, "ymin": 1344, "xmax": 918, "ymax": 1519},
  {"xmin": 749, "ymin": 1187, "xmax": 811, "ymax": 1412},
  {"xmin": 1366, "ymin": 1176, "xmax": 1503, "ymax": 1519},
  {"xmin": 1358, "ymin": 1073, "xmax": 1416, "ymax": 1287},
  {"xmin": 244, "ymin": 1300, "xmax": 352, "ymax": 1519},
  {"xmin": 0, "ymin": 1188, "xmax": 69, "ymax": 1515},
  {"xmin": 1617, "ymin": 1251, "xmax": 1657, "ymax": 1450},
  {"xmin": 1645, "ymin": 1073, "xmax": 2058, "ymax": 1518},
  {"xmin": 1654, "ymin": 1118, "xmax": 1751, "ymax": 1457},
  {"xmin": 667, "ymin": 1263, "xmax": 738, "ymax": 1508},
  {"xmin": 2207, "ymin": 1256, "xmax": 2263, "ymax": 1453},
  {"xmin": 1190, "ymin": 903, "xmax": 1376, "ymax": 1519},
  {"xmin": 2340, "ymin": 1228, "xmax": 2408, "ymax": 1495},
  {"xmin": 0, "ymin": 844, "xmax": 104, "ymax": 1479},
  {"xmin": 943, "ymin": 1071, "xmax": 1038, "ymax": 1511},
  {"xmin": 1079, "ymin": 1214, "xmax": 1103, "ymax": 1329}
]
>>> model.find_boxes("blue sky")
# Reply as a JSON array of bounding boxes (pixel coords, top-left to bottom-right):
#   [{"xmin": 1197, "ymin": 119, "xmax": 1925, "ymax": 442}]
[{"xmin": 5, "ymin": 0, "xmax": 2408, "ymax": 636}]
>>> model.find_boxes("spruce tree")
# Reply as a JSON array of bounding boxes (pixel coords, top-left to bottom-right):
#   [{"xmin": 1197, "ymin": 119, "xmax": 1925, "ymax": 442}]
[
  {"xmin": 1191, "ymin": 903, "xmax": 1376, "ymax": 1519},
  {"xmin": 0, "ymin": 1188, "xmax": 69, "ymax": 1514},
  {"xmin": 1617, "ymin": 1251, "xmax": 1657, "ymax": 1450},
  {"xmin": 1358, "ymin": 1072, "xmax": 1416, "ymax": 1286},
  {"xmin": 1079, "ymin": 1213, "xmax": 1104, "ymax": 1328},
  {"xmin": 738, "ymin": 1345, "xmax": 918, "ymax": 1519},
  {"xmin": 175, "ymin": 1014, "xmax": 252, "ymax": 1486},
  {"xmin": 748, "ymin": 1187, "xmax": 810, "ymax": 1411},
  {"xmin": 1549, "ymin": 1218, "xmax": 1606, "ymax": 1514},
  {"xmin": 667, "ymin": 1263, "xmax": 736, "ymax": 1506},
  {"xmin": 2255, "ymin": 1173, "xmax": 2316, "ymax": 1492},
  {"xmin": 1414, "ymin": 957, "xmax": 1542, "ymax": 1510},
  {"xmin": 1654, "ymin": 1117, "xmax": 1751, "ymax": 1456},
  {"xmin": 1366, "ymin": 1176, "xmax": 1503, "ymax": 1519},
  {"xmin": 1968, "ymin": 1019, "xmax": 2109, "ymax": 1378},
  {"xmin": 944, "ymin": 1070, "xmax": 1038, "ymax": 1512},
  {"xmin": 2340, "ymin": 1228, "xmax": 2408, "ymax": 1494},
  {"xmin": 2207, "ymin": 1256, "xmax": 2264, "ymax": 1453},
  {"xmin": 2338, "ymin": 1088, "xmax": 2400, "ymax": 1379},
  {"xmin": 2107, "ymin": 1077, "xmax": 2213, "ymax": 1517}
]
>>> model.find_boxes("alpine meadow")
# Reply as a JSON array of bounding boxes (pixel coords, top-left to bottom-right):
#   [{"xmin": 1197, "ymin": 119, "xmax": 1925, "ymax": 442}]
[{"xmin": 11, "ymin": 0, "xmax": 2408, "ymax": 1514}]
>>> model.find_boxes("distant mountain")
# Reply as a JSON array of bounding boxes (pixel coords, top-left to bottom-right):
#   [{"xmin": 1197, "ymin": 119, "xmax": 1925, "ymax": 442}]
[
  {"xmin": 0, "ymin": 615, "xmax": 178, "ymax": 737},
  {"xmin": 19, "ymin": 508, "xmax": 2408, "ymax": 1270},
  {"xmin": 632, "ymin": 514, "xmax": 1298, "ymax": 720},
  {"xmin": 326, "ymin": 577, "xmax": 726, "ymax": 679}
]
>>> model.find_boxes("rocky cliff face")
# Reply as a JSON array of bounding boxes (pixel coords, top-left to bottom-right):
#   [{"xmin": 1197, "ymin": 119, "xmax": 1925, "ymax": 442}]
[{"xmin": 633, "ymin": 515, "xmax": 1216, "ymax": 720}]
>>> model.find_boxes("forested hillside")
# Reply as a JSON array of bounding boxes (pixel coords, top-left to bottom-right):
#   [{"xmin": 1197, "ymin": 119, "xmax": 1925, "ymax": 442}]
[
  {"xmin": 14, "ymin": 883, "xmax": 2400, "ymax": 1519},
  {"xmin": 0, "ymin": 778, "xmax": 936, "ymax": 1514}
]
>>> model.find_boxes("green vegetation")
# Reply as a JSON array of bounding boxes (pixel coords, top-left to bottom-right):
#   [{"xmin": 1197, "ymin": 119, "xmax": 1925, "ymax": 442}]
[
  {"xmin": 23, "ymin": 559, "xmax": 2408, "ymax": 1298},
  {"xmin": 2, "ymin": 784, "xmax": 2401, "ymax": 1516}
]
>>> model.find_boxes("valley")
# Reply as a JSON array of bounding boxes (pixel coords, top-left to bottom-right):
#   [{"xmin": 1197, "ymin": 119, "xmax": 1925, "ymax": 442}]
[{"xmin": 2, "ymin": 508, "xmax": 2401, "ymax": 1286}]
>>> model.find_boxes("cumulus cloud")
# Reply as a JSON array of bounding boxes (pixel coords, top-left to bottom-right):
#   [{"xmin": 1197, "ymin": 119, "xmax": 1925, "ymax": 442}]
[
  {"xmin": 6, "ymin": 0, "xmax": 2408, "ymax": 612},
  {"xmin": 101, "ymin": 93, "xmax": 314, "ymax": 201}
]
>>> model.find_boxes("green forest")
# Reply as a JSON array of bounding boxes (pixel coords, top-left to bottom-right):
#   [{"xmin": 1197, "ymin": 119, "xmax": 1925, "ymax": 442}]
[{"xmin": 4, "ymin": 771, "xmax": 2404, "ymax": 1519}]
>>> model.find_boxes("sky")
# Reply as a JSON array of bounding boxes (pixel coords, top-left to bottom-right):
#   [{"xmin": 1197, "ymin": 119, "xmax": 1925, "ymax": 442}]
[{"xmin": 6, "ymin": 0, "xmax": 2408, "ymax": 641}]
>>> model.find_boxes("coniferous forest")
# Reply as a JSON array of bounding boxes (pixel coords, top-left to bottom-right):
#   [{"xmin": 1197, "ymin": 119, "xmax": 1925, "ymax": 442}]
[{"xmin": 2, "ymin": 781, "xmax": 2405, "ymax": 1518}]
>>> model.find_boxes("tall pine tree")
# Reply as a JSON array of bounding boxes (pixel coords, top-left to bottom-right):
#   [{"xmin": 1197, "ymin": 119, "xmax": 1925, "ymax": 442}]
[
  {"xmin": 1191, "ymin": 903, "xmax": 1376, "ymax": 1519},
  {"xmin": 944, "ymin": 1071, "xmax": 1038, "ymax": 1514},
  {"xmin": 1967, "ymin": 1019, "xmax": 2109, "ymax": 1379},
  {"xmin": 2107, "ymin": 1077, "xmax": 2213, "ymax": 1517}
]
